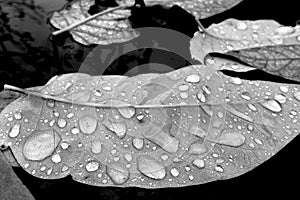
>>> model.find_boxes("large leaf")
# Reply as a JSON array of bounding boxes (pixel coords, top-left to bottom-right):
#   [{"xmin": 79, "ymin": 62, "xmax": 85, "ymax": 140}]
[
  {"xmin": 144, "ymin": 0, "xmax": 243, "ymax": 19},
  {"xmin": 50, "ymin": 0, "xmax": 139, "ymax": 45},
  {"xmin": 1, "ymin": 63, "xmax": 300, "ymax": 188},
  {"xmin": 190, "ymin": 19, "xmax": 300, "ymax": 62}
]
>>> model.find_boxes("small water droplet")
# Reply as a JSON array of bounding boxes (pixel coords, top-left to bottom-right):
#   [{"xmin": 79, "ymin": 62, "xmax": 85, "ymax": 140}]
[
  {"xmin": 214, "ymin": 165, "xmax": 224, "ymax": 172},
  {"xmin": 275, "ymin": 26, "xmax": 294, "ymax": 35},
  {"xmin": 241, "ymin": 92, "xmax": 251, "ymax": 100},
  {"xmin": 197, "ymin": 92, "xmax": 206, "ymax": 103},
  {"xmin": 247, "ymin": 103, "xmax": 257, "ymax": 111},
  {"xmin": 14, "ymin": 112, "xmax": 22, "ymax": 120},
  {"xmin": 185, "ymin": 74, "xmax": 200, "ymax": 83},
  {"xmin": 8, "ymin": 124, "xmax": 20, "ymax": 138},
  {"xmin": 229, "ymin": 77, "xmax": 242, "ymax": 85},
  {"xmin": 271, "ymin": 37, "xmax": 283, "ymax": 45},
  {"xmin": 236, "ymin": 22, "xmax": 247, "ymax": 30},
  {"xmin": 279, "ymin": 85, "xmax": 288, "ymax": 93},
  {"xmin": 274, "ymin": 94, "xmax": 287, "ymax": 104},
  {"xmin": 85, "ymin": 160, "xmax": 100, "ymax": 172},
  {"xmin": 71, "ymin": 127, "xmax": 80, "ymax": 135},
  {"xmin": 57, "ymin": 118, "xmax": 67, "ymax": 128},
  {"xmin": 180, "ymin": 92, "xmax": 188, "ymax": 99},
  {"xmin": 192, "ymin": 159, "xmax": 205, "ymax": 169},
  {"xmin": 293, "ymin": 91, "xmax": 300, "ymax": 101},
  {"xmin": 178, "ymin": 84, "xmax": 189, "ymax": 91},
  {"xmin": 170, "ymin": 167, "xmax": 180, "ymax": 177},
  {"xmin": 60, "ymin": 142, "xmax": 69, "ymax": 150},
  {"xmin": 132, "ymin": 137, "xmax": 144, "ymax": 150},
  {"xmin": 51, "ymin": 154, "xmax": 62, "ymax": 163},
  {"xmin": 91, "ymin": 140, "xmax": 102, "ymax": 154},
  {"xmin": 226, "ymin": 44, "xmax": 234, "ymax": 51},
  {"xmin": 47, "ymin": 100, "xmax": 55, "ymax": 108},
  {"xmin": 66, "ymin": 113, "xmax": 74, "ymax": 119}
]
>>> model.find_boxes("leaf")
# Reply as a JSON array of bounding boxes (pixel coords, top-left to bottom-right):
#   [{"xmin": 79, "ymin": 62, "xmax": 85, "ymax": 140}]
[
  {"xmin": 50, "ymin": 0, "xmax": 139, "ymax": 45},
  {"xmin": 144, "ymin": 0, "xmax": 243, "ymax": 19},
  {"xmin": 1, "ymin": 63, "xmax": 300, "ymax": 188},
  {"xmin": 190, "ymin": 19, "xmax": 300, "ymax": 63}
]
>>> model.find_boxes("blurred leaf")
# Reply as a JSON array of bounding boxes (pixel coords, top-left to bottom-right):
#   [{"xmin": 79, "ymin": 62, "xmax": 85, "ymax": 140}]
[
  {"xmin": 144, "ymin": 0, "xmax": 243, "ymax": 18},
  {"xmin": 190, "ymin": 19, "xmax": 300, "ymax": 80},
  {"xmin": 0, "ymin": 152, "xmax": 35, "ymax": 200},
  {"xmin": 226, "ymin": 45, "xmax": 300, "ymax": 82},
  {"xmin": 50, "ymin": 0, "xmax": 139, "ymax": 45}
]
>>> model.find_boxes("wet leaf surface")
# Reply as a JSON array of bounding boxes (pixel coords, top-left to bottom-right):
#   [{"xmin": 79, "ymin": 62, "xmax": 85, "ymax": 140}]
[
  {"xmin": 1, "ymin": 62, "xmax": 300, "ymax": 188},
  {"xmin": 190, "ymin": 19, "xmax": 300, "ymax": 81},
  {"xmin": 50, "ymin": 0, "xmax": 139, "ymax": 45},
  {"xmin": 144, "ymin": 0, "xmax": 243, "ymax": 18}
]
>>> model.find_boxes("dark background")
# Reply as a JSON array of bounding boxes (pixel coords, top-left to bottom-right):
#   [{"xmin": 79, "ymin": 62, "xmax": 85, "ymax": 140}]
[{"xmin": 1, "ymin": 0, "xmax": 299, "ymax": 199}]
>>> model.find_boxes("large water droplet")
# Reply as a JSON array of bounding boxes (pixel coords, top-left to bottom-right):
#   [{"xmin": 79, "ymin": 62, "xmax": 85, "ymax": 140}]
[
  {"xmin": 78, "ymin": 115, "xmax": 98, "ymax": 134},
  {"xmin": 23, "ymin": 130, "xmax": 61, "ymax": 161},
  {"xmin": 261, "ymin": 99, "xmax": 282, "ymax": 113},
  {"xmin": 192, "ymin": 159, "xmax": 205, "ymax": 169},
  {"xmin": 132, "ymin": 137, "xmax": 144, "ymax": 150},
  {"xmin": 85, "ymin": 160, "xmax": 100, "ymax": 172},
  {"xmin": 118, "ymin": 107, "xmax": 135, "ymax": 119},
  {"xmin": 51, "ymin": 154, "xmax": 62, "ymax": 163},
  {"xmin": 137, "ymin": 155, "xmax": 166, "ymax": 180},
  {"xmin": 274, "ymin": 94, "xmax": 287, "ymax": 104},
  {"xmin": 185, "ymin": 74, "xmax": 200, "ymax": 83},
  {"xmin": 275, "ymin": 26, "xmax": 294, "ymax": 35},
  {"xmin": 215, "ymin": 133, "xmax": 245, "ymax": 147},
  {"xmin": 57, "ymin": 118, "xmax": 67, "ymax": 128},
  {"xmin": 170, "ymin": 167, "xmax": 180, "ymax": 177},
  {"xmin": 106, "ymin": 163, "xmax": 129, "ymax": 185},
  {"xmin": 91, "ymin": 140, "xmax": 102, "ymax": 154},
  {"xmin": 9, "ymin": 124, "xmax": 20, "ymax": 138},
  {"xmin": 103, "ymin": 119, "xmax": 126, "ymax": 139}
]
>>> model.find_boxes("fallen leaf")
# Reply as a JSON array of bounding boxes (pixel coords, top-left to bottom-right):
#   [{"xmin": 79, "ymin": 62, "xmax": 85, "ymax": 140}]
[
  {"xmin": 144, "ymin": 0, "xmax": 243, "ymax": 19},
  {"xmin": 1, "ymin": 61, "xmax": 300, "ymax": 188},
  {"xmin": 50, "ymin": 0, "xmax": 139, "ymax": 45},
  {"xmin": 190, "ymin": 19, "xmax": 300, "ymax": 63}
]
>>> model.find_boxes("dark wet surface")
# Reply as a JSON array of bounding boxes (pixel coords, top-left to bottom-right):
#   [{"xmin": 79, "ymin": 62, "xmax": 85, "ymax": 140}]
[{"xmin": 1, "ymin": 0, "xmax": 300, "ymax": 199}]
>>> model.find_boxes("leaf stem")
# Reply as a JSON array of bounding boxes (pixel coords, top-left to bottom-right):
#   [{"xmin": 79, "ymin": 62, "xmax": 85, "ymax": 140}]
[
  {"xmin": 195, "ymin": 18, "xmax": 207, "ymax": 33},
  {"xmin": 52, "ymin": 5, "xmax": 126, "ymax": 36}
]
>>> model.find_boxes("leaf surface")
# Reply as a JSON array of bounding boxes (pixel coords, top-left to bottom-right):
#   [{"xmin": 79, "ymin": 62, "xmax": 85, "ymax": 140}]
[
  {"xmin": 144, "ymin": 0, "xmax": 243, "ymax": 18},
  {"xmin": 1, "ymin": 63, "xmax": 300, "ymax": 188},
  {"xmin": 190, "ymin": 19, "xmax": 300, "ymax": 63},
  {"xmin": 50, "ymin": 0, "xmax": 139, "ymax": 45}
]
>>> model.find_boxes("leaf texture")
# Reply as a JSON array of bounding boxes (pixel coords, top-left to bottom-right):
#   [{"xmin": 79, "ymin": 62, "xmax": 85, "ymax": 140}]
[
  {"xmin": 1, "ymin": 63, "xmax": 300, "ymax": 188},
  {"xmin": 144, "ymin": 0, "xmax": 243, "ymax": 19},
  {"xmin": 50, "ymin": 0, "xmax": 139, "ymax": 45},
  {"xmin": 190, "ymin": 19, "xmax": 300, "ymax": 63}
]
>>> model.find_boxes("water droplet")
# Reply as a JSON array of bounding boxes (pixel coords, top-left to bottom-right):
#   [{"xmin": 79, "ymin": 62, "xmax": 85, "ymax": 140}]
[
  {"xmin": 85, "ymin": 160, "xmax": 100, "ymax": 172},
  {"xmin": 14, "ymin": 112, "xmax": 22, "ymax": 120},
  {"xmin": 180, "ymin": 92, "xmax": 188, "ymax": 99},
  {"xmin": 57, "ymin": 118, "xmax": 67, "ymax": 128},
  {"xmin": 185, "ymin": 74, "xmax": 200, "ymax": 83},
  {"xmin": 49, "ymin": 119, "xmax": 56, "ymax": 127},
  {"xmin": 252, "ymin": 24, "xmax": 260, "ymax": 30},
  {"xmin": 136, "ymin": 114, "xmax": 144, "ymax": 121},
  {"xmin": 23, "ymin": 130, "xmax": 61, "ymax": 161},
  {"xmin": 47, "ymin": 100, "xmax": 55, "ymax": 108},
  {"xmin": 229, "ymin": 77, "xmax": 242, "ymax": 85},
  {"xmin": 53, "ymin": 111, "xmax": 60, "ymax": 117},
  {"xmin": 66, "ymin": 113, "xmax": 74, "ymax": 119},
  {"xmin": 78, "ymin": 115, "xmax": 98, "ymax": 134},
  {"xmin": 294, "ymin": 91, "xmax": 300, "ymax": 101},
  {"xmin": 178, "ymin": 84, "xmax": 189, "ymax": 92},
  {"xmin": 192, "ymin": 159, "xmax": 205, "ymax": 169},
  {"xmin": 124, "ymin": 153, "xmax": 132, "ymax": 162},
  {"xmin": 60, "ymin": 142, "xmax": 69, "ymax": 150},
  {"xmin": 47, "ymin": 167, "xmax": 53, "ymax": 175},
  {"xmin": 261, "ymin": 99, "xmax": 282, "ymax": 113},
  {"xmin": 71, "ymin": 127, "xmax": 80, "ymax": 135},
  {"xmin": 94, "ymin": 90, "xmax": 102, "ymax": 97},
  {"xmin": 137, "ymin": 155, "xmax": 166, "ymax": 180},
  {"xmin": 226, "ymin": 44, "xmax": 234, "ymax": 51},
  {"xmin": 241, "ymin": 92, "xmax": 251, "ymax": 100},
  {"xmin": 103, "ymin": 119, "xmax": 126, "ymax": 139},
  {"xmin": 274, "ymin": 94, "xmax": 287, "ymax": 104},
  {"xmin": 206, "ymin": 57, "xmax": 215, "ymax": 65},
  {"xmin": 236, "ymin": 22, "xmax": 247, "ymax": 30},
  {"xmin": 106, "ymin": 163, "xmax": 129, "ymax": 185},
  {"xmin": 247, "ymin": 103, "xmax": 257, "ymax": 112},
  {"xmin": 297, "ymin": 35, "xmax": 300, "ymax": 42},
  {"xmin": 197, "ymin": 92, "xmax": 206, "ymax": 103},
  {"xmin": 217, "ymin": 111, "xmax": 224, "ymax": 118},
  {"xmin": 214, "ymin": 165, "xmax": 224, "ymax": 172},
  {"xmin": 91, "ymin": 140, "xmax": 102, "ymax": 154},
  {"xmin": 8, "ymin": 124, "xmax": 20, "ymax": 138},
  {"xmin": 202, "ymin": 85, "xmax": 211, "ymax": 95},
  {"xmin": 170, "ymin": 167, "xmax": 180, "ymax": 177},
  {"xmin": 62, "ymin": 165, "xmax": 69, "ymax": 172},
  {"xmin": 40, "ymin": 166, "xmax": 46, "ymax": 172},
  {"xmin": 118, "ymin": 107, "xmax": 135, "ymax": 119},
  {"xmin": 189, "ymin": 142, "xmax": 207, "ymax": 154},
  {"xmin": 275, "ymin": 26, "xmax": 294, "ymax": 35},
  {"xmin": 132, "ymin": 137, "xmax": 144, "ymax": 150},
  {"xmin": 103, "ymin": 86, "xmax": 112, "ymax": 91},
  {"xmin": 254, "ymin": 138, "xmax": 263, "ymax": 145},
  {"xmin": 51, "ymin": 154, "xmax": 62, "ymax": 163},
  {"xmin": 216, "ymin": 133, "xmax": 245, "ymax": 147},
  {"xmin": 279, "ymin": 85, "xmax": 288, "ymax": 93}
]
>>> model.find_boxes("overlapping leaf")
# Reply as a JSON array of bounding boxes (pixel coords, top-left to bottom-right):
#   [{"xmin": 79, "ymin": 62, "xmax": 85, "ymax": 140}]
[
  {"xmin": 190, "ymin": 19, "xmax": 300, "ymax": 81},
  {"xmin": 1, "ymin": 61, "xmax": 300, "ymax": 188},
  {"xmin": 144, "ymin": 0, "xmax": 243, "ymax": 19},
  {"xmin": 50, "ymin": 0, "xmax": 139, "ymax": 45}
]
